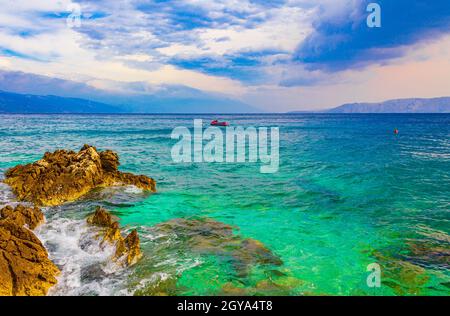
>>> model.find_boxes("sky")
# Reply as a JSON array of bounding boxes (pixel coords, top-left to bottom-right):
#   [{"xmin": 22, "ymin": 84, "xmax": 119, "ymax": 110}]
[{"xmin": 0, "ymin": 0, "xmax": 449, "ymax": 112}]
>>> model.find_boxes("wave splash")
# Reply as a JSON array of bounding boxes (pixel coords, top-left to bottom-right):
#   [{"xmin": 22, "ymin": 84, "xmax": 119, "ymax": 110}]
[{"xmin": 35, "ymin": 215, "xmax": 132, "ymax": 296}]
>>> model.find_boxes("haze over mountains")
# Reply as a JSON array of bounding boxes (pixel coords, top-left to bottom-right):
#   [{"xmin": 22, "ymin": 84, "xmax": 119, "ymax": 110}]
[
  {"xmin": 0, "ymin": 90, "xmax": 259, "ymax": 114},
  {"xmin": 0, "ymin": 70, "xmax": 259, "ymax": 114},
  {"xmin": 326, "ymin": 97, "xmax": 450, "ymax": 113},
  {"xmin": 0, "ymin": 91, "xmax": 122, "ymax": 114},
  {"xmin": 1, "ymin": 89, "xmax": 449, "ymax": 114}
]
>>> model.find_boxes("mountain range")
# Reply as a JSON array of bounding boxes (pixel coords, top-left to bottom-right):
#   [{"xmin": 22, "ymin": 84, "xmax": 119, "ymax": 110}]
[
  {"xmin": 0, "ymin": 90, "xmax": 259, "ymax": 114},
  {"xmin": 0, "ymin": 90, "xmax": 122, "ymax": 114},
  {"xmin": 326, "ymin": 97, "xmax": 450, "ymax": 113},
  {"xmin": 0, "ymin": 70, "xmax": 259, "ymax": 114},
  {"xmin": 1, "ymin": 89, "xmax": 449, "ymax": 114}
]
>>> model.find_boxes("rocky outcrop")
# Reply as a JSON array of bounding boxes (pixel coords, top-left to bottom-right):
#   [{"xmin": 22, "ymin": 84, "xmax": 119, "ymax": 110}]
[
  {"xmin": 0, "ymin": 205, "xmax": 60, "ymax": 296},
  {"xmin": 153, "ymin": 218, "xmax": 282, "ymax": 277},
  {"xmin": 0, "ymin": 204, "xmax": 44, "ymax": 230},
  {"xmin": 4, "ymin": 145, "xmax": 156, "ymax": 206},
  {"xmin": 87, "ymin": 207, "xmax": 142, "ymax": 266}
]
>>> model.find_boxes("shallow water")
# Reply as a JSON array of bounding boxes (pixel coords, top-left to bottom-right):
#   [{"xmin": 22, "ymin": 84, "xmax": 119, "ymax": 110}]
[{"xmin": 0, "ymin": 114, "xmax": 449, "ymax": 296}]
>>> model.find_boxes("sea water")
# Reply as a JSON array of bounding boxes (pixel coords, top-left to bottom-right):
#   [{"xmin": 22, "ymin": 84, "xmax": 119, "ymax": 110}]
[{"xmin": 0, "ymin": 113, "xmax": 448, "ymax": 296}]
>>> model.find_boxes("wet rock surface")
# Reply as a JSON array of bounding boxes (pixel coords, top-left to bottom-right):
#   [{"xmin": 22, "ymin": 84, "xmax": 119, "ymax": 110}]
[
  {"xmin": 4, "ymin": 145, "xmax": 156, "ymax": 206},
  {"xmin": 0, "ymin": 205, "xmax": 60, "ymax": 296},
  {"xmin": 87, "ymin": 207, "xmax": 142, "ymax": 267},
  {"xmin": 0, "ymin": 204, "xmax": 44, "ymax": 230}
]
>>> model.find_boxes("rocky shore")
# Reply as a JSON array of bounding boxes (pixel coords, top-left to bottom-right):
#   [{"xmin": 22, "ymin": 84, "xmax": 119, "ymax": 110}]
[
  {"xmin": 0, "ymin": 205, "xmax": 59, "ymax": 296},
  {"xmin": 4, "ymin": 145, "xmax": 156, "ymax": 206},
  {"xmin": 0, "ymin": 145, "xmax": 156, "ymax": 296},
  {"xmin": 87, "ymin": 206, "xmax": 142, "ymax": 267},
  {"xmin": 1, "ymin": 145, "xmax": 290, "ymax": 296}
]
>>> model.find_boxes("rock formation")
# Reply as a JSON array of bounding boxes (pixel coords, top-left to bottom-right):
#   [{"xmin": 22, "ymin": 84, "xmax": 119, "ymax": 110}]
[
  {"xmin": 4, "ymin": 145, "xmax": 156, "ymax": 206},
  {"xmin": 0, "ymin": 205, "xmax": 60, "ymax": 296},
  {"xmin": 0, "ymin": 204, "xmax": 44, "ymax": 230},
  {"xmin": 87, "ymin": 207, "xmax": 142, "ymax": 266},
  {"xmin": 153, "ymin": 218, "xmax": 282, "ymax": 277}
]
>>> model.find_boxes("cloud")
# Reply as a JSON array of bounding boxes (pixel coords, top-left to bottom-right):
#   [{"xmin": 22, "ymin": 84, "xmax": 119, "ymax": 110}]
[
  {"xmin": 294, "ymin": 0, "xmax": 450, "ymax": 71},
  {"xmin": 1, "ymin": 0, "xmax": 450, "ymax": 112},
  {"xmin": 0, "ymin": 69, "xmax": 259, "ymax": 113},
  {"xmin": 58, "ymin": 0, "xmax": 312, "ymax": 83}
]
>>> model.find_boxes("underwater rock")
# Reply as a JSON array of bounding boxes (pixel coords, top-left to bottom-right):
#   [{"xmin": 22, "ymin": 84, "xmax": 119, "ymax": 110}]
[
  {"xmin": 405, "ymin": 226, "xmax": 450, "ymax": 269},
  {"xmin": 87, "ymin": 207, "xmax": 142, "ymax": 267},
  {"xmin": 405, "ymin": 240, "xmax": 450, "ymax": 269},
  {"xmin": 4, "ymin": 145, "xmax": 156, "ymax": 206},
  {"xmin": 153, "ymin": 218, "xmax": 283, "ymax": 277},
  {"xmin": 0, "ymin": 205, "xmax": 60, "ymax": 296},
  {"xmin": 220, "ymin": 275, "xmax": 304, "ymax": 296},
  {"xmin": 134, "ymin": 276, "xmax": 179, "ymax": 296},
  {"xmin": 221, "ymin": 282, "xmax": 249, "ymax": 296},
  {"xmin": 231, "ymin": 239, "xmax": 283, "ymax": 277},
  {"xmin": 372, "ymin": 251, "xmax": 430, "ymax": 295}
]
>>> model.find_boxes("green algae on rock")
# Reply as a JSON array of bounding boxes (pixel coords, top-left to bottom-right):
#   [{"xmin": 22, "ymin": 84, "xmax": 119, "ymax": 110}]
[
  {"xmin": 153, "ymin": 217, "xmax": 283, "ymax": 277},
  {"xmin": 4, "ymin": 145, "xmax": 156, "ymax": 206},
  {"xmin": 372, "ymin": 250, "xmax": 431, "ymax": 295}
]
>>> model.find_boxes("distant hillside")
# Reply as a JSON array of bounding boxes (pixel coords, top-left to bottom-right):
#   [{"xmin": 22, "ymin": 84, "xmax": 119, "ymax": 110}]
[
  {"xmin": 0, "ymin": 89, "xmax": 260, "ymax": 114},
  {"xmin": 327, "ymin": 97, "xmax": 450, "ymax": 113},
  {"xmin": 0, "ymin": 91, "xmax": 122, "ymax": 113},
  {"xmin": 0, "ymin": 70, "xmax": 262, "ymax": 113}
]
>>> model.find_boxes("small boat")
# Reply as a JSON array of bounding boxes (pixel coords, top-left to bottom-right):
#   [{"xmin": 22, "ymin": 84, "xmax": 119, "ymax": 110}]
[{"xmin": 210, "ymin": 120, "xmax": 229, "ymax": 126}]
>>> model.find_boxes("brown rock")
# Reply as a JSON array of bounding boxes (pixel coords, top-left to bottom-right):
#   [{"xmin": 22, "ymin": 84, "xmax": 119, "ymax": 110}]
[
  {"xmin": 4, "ymin": 145, "xmax": 156, "ymax": 206},
  {"xmin": 115, "ymin": 230, "xmax": 142, "ymax": 266},
  {"xmin": 87, "ymin": 206, "xmax": 116, "ymax": 227},
  {"xmin": 86, "ymin": 208, "xmax": 142, "ymax": 267},
  {"xmin": 99, "ymin": 150, "xmax": 120, "ymax": 172},
  {"xmin": 104, "ymin": 222, "xmax": 123, "ymax": 244},
  {"xmin": 0, "ymin": 205, "xmax": 44, "ymax": 230},
  {"xmin": 122, "ymin": 230, "xmax": 142, "ymax": 266},
  {"xmin": 0, "ymin": 205, "xmax": 59, "ymax": 296}
]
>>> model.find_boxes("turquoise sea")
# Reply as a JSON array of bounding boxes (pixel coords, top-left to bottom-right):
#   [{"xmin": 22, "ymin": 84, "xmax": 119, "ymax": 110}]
[{"xmin": 0, "ymin": 114, "xmax": 449, "ymax": 296}]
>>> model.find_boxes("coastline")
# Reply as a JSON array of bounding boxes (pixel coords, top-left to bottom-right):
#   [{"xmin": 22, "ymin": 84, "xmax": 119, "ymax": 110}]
[{"xmin": 0, "ymin": 114, "xmax": 448, "ymax": 296}]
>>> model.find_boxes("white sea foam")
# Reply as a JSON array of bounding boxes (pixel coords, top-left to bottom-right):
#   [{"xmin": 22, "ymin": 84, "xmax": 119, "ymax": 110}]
[
  {"xmin": 0, "ymin": 182, "xmax": 16, "ymax": 206},
  {"xmin": 35, "ymin": 215, "xmax": 131, "ymax": 296},
  {"xmin": 0, "ymin": 182, "xmax": 199, "ymax": 296},
  {"xmin": 123, "ymin": 185, "xmax": 144, "ymax": 194}
]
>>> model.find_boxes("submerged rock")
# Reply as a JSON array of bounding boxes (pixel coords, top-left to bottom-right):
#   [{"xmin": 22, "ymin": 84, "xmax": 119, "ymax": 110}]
[
  {"xmin": 153, "ymin": 218, "xmax": 283, "ymax": 277},
  {"xmin": 221, "ymin": 275, "xmax": 304, "ymax": 296},
  {"xmin": 0, "ymin": 205, "xmax": 60, "ymax": 296},
  {"xmin": 405, "ymin": 240, "xmax": 450, "ymax": 269},
  {"xmin": 372, "ymin": 250, "xmax": 430, "ymax": 295},
  {"xmin": 4, "ymin": 145, "xmax": 156, "ymax": 206},
  {"xmin": 87, "ymin": 207, "xmax": 142, "ymax": 267},
  {"xmin": 133, "ymin": 275, "xmax": 180, "ymax": 296}
]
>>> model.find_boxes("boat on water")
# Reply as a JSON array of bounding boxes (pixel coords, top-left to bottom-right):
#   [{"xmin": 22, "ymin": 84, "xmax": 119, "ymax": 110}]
[{"xmin": 210, "ymin": 120, "xmax": 229, "ymax": 126}]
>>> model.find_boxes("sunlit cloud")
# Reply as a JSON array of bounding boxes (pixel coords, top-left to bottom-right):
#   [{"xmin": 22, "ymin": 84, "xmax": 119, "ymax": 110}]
[{"xmin": 0, "ymin": 0, "xmax": 449, "ymax": 112}]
